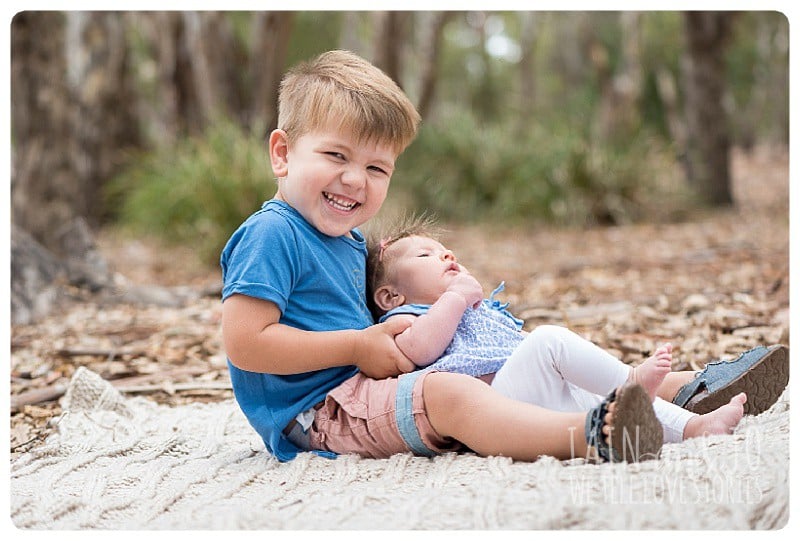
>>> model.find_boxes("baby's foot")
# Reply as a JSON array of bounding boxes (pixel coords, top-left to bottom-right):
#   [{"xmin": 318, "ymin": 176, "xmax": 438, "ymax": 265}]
[
  {"xmin": 630, "ymin": 343, "xmax": 673, "ymax": 400},
  {"xmin": 683, "ymin": 392, "xmax": 747, "ymax": 439}
]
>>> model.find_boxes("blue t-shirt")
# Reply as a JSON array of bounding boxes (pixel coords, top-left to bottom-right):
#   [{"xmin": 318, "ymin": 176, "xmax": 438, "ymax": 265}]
[{"xmin": 220, "ymin": 199, "xmax": 369, "ymax": 461}]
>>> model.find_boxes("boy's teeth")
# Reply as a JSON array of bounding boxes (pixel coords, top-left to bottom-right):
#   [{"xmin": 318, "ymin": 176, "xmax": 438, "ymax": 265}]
[{"xmin": 324, "ymin": 192, "xmax": 357, "ymax": 210}]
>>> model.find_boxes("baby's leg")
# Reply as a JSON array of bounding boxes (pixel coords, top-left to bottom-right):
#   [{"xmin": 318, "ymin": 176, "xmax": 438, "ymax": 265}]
[
  {"xmin": 490, "ymin": 326, "xmax": 607, "ymax": 411},
  {"xmin": 652, "ymin": 397, "xmax": 696, "ymax": 443},
  {"xmin": 492, "ymin": 325, "xmax": 632, "ymax": 404}
]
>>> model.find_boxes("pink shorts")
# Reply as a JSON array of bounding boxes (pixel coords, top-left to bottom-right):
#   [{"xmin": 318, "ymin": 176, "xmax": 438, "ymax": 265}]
[{"xmin": 299, "ymin": 370, "xmax": 461, "ymax": 459}]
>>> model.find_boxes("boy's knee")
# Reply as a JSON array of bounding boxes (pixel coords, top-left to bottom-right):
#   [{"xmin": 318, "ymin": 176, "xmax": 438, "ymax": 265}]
[{"xmin": 422, "ymin": 371, "xmax": 488, "ymax": 415}]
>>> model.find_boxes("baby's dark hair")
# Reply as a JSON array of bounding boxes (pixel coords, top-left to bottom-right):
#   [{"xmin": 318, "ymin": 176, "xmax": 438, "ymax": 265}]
[{"xmin": 365, "ymin": 213, "xmax": 442, "ymax": 321}]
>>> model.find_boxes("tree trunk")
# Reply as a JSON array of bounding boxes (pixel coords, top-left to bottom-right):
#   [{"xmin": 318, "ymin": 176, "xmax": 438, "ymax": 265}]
[
  {"xmin": 682, "ymin": 11, "xmax": 734, "ymax": 206},
  {"xmin": 249, "ymin": 12, "xmax": 294, "ymax": 136},
  {"xmin": 66, "ymin": 12, "xmax": 142, "ymax": 224},
  {"xmin": 12, "ymin": 12, "xmax": 141, "ymax": 241},
  {"xmin": 655, "ymin": 66, "xmax": 685, "ymax": 151},
  {"xmin": 11, "ymin": 12, "xmax": 83, "ymax": 254},
  {"xmin": 516, "ymin": 11, "xmax": 539, "ymax": 132},
  {"xmin": 11, "ymin": 11, "xmax": 128, "ymax": 323},
  {"xmin": 592, "ymin": 12, "xmax": 643, "ymax": 141},
  {"xmin": 172, "ymin": 13, "xmax": 204, "ymax": 135},
  {"xmin": 181, "ymin": 12, "xmax": 243, "ymax": 130},
  {"xmin": 130, "ymin": 12, "xmax": 182, "ymax": 143},
  {"xmin": 471, "ymin": 12, "xmax": 497, "ymax": 121},
  {"xmin": 373, "ymin": 12, "xmax": 410, "ymax": 87},
  {"xmin": 749, "ymin": 13, "xmax": 788, "ymax": 146},
  {"xmin": 416, "ymin": 11, "xmax": 453, "ymax": 122},
  {"xmin": 144, "ymin": 12, "xmax": 243, "ymax": 135}
]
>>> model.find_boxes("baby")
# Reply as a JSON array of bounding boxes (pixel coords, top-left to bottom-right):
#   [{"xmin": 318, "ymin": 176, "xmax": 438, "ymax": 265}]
[{"xmin": 366, "ymin": 218, "xmax": 747, "ymax": 443}]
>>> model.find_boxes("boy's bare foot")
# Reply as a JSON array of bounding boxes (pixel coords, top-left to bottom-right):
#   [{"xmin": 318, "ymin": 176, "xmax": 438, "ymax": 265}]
[
  {"xmin": 682, "ymin": 392, "xmax": 747, "ymax": 439},
  {"xmin": 629, "ymin": 343, "xmax": 673, "ymax": 400}
]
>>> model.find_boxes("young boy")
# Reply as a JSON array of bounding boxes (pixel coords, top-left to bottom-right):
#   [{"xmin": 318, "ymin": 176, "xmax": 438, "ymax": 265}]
[{"xmin": 220, "ymin": 50, "xmax": 663, "ymax": 464}]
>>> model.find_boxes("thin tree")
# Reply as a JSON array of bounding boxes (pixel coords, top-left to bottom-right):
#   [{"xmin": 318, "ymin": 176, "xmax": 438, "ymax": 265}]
[
  {"xmin": 67, "ymin": 12, "xmax": 142, "ymax": 224},
  {"xmin": 682, "ymin": 11, "xmax": 735, "ymax": 206},
  {"xmin": 249, "ymin": 12, "xmax": 294, "ymax": 136},
  {"xmin": 373, "ymin": 11, "xmax": 410, "ymax": 87},
  {"xmin": 416, "ymin": 11, "xmax": 454, "ymax": 121},
  {"xmin": 516, "ymin": 11, "xmax": 539, "ymax": 132}
]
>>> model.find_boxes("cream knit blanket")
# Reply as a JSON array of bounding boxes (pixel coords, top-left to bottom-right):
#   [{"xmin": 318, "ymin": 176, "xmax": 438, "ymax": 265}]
[{"xmin": 10, "ymin": 367, "xmax": 790, "ymax": 529}]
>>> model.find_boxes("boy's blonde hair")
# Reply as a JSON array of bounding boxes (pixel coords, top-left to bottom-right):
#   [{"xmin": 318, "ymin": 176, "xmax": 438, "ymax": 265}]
[
  {"xmin": 278, "ymin": 50, "xmax": 420, "ymax": 154},
  {"xmin": 365, "ymin": 213, "xmax": 441, "ymax": 320}
]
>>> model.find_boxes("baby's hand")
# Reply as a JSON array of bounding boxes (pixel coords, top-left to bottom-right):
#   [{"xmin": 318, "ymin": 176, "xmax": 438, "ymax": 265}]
[
  {"xmin": 353, "ymin": 318, "xmax": 417, "ymax": 379},
  {"xmin": 446, "ymin": 272, "xmax": 483, "ymax": 309}
]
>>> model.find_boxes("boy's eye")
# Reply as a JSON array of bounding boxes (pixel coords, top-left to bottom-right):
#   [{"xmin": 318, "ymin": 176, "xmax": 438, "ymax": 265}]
[
  {"xmin": 326, "ymin": 152, "xmax": 345, "ymax": 160},
  {"xmin": 368, "ymin": 165, "xmax": 388, "ymax": 175}
]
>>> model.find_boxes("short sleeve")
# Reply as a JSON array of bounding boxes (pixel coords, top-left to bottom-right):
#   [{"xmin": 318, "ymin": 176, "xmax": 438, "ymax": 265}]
[
  {"xmin": 220, "ymin": 211, "xmax": 299, "ymax": 313},
  {"xmin": 379, "ymin": 304, "xmax": 431, "ymax": 322}
]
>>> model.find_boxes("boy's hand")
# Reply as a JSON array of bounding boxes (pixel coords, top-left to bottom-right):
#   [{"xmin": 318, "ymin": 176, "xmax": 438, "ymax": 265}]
[
  {"xmin": 354, "ymin": 318, "xmax": 417, "ymax": 379},
  {"xmin": 446, "ymin": 272, "xmax": 484, "ymax": 309}
]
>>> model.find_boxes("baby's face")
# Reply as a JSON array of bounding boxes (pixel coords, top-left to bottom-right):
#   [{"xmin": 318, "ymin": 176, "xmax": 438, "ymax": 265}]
[{"xmin": 384, "ymin": 236, "xmax": 468, "ymax": 305}]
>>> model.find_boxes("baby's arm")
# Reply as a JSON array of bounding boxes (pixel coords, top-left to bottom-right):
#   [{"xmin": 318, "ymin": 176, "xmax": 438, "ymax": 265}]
[
  {"xmin": 390, "ymin": 291, "xmax": 470, "ymax": 367},
  {"xmin": 392, "ymin": 273, "xmax": 485, "ymax": 367},
  {"xmin": 222, "ymin": 294, "xmax": 416, "ymax": 379}
]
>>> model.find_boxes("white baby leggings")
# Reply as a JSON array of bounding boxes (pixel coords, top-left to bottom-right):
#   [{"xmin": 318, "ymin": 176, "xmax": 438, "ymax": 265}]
[{"xmin": 490, "ymin": 325, "xmax": 696, "ymax": 443}]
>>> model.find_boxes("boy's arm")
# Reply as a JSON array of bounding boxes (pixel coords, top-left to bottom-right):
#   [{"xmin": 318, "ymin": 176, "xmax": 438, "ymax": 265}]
[
  {"xmin": 222, "ymin": 294, "xmax": 416, "ymax": 378},
  {"xmin": 392, "ymin": 291, "xmax": 470, "ymax": 367}
]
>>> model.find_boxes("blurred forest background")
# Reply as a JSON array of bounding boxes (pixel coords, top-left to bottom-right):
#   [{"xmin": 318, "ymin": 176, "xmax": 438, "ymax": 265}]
[{"xmin": 10, "ymin": 11, "xmax": 790, "ymax": 323}]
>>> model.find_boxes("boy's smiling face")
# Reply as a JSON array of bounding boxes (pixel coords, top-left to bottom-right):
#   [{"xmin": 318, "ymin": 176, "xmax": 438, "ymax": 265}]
[{"xmin": 270, "ymin": 128, "xmax": 398, "ymax": 238}]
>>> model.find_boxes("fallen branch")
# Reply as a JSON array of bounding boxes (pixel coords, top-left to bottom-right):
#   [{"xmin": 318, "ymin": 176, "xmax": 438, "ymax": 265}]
[
  {"xmin": 117, "ymin": 381, "xmax": 232, "ymax": 394},
  {"xmin": 105, "ymin": 366, "xmax": 209, "ymax": 387},
  {"xmin": 11, "ymin": 366, "xmax": 213, "ymax": 412},
  {"xmin": 56, "ymin": 347, "xmax": 147, "ymax": 359},
  {"xmin": 10, "ymin": 385, "xmax": 69, "ymax": 414}
]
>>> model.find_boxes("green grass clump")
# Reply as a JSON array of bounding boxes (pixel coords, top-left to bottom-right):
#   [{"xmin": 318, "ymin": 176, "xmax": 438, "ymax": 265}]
[
  {"xmin": 395, "ymin": 111, "xmax": 691, "ymax": 226},
  {"xmin": 107, "ymin": 120, "xmax": 271, "ymax": 265}
]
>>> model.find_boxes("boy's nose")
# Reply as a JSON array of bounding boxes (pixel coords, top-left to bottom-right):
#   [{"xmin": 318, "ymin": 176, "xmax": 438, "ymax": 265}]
[
  {"xmin": 441, "ymin": 250, "xmax": 456, "ymax": 262},
  {"xmin": 341, "ymin": 167, "xmax": 367, "ymax": 188}
]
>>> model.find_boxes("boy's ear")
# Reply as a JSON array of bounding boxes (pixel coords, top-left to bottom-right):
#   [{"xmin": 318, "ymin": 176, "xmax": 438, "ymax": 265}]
[
  {"xmin": 374, "ymin": 285, "xmax": 405, "ymax": 312},
  {"xmin": 268, "ymin": 129, "xmax": 289, "ymax": 177}
]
